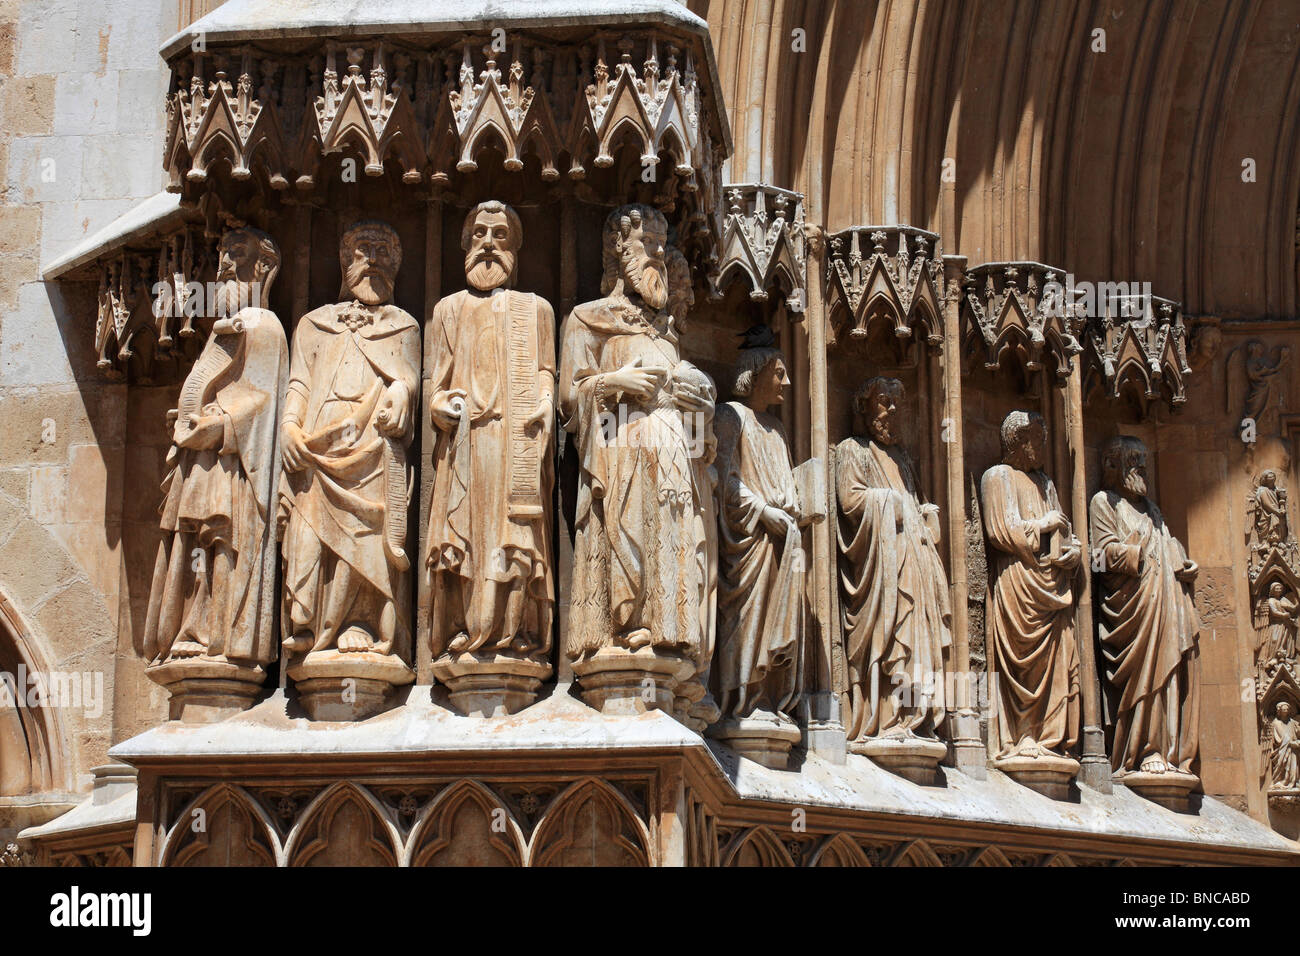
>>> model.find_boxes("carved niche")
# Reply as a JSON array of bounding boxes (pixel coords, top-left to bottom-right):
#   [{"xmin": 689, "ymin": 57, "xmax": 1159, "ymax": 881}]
[
  {"xmin": 963, "ymin": 262, "xmax": 1084, "ymax": 383},
  {"xmin": 717, "ymin": 184, "xmax": 807, "ymax": 310},
  {"xmin": 1084, "ymin": 294, "xmax": 1192, "ymax": 410},
  {"xmin": 825, "ymin": 226, "xmax": 945, "ymax": 351}
]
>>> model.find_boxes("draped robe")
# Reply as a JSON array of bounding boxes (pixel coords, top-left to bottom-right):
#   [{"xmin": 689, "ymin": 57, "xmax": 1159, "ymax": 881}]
[
  {"xmin": 980, "ymin": 464, "xmax": 1080, "ymax": 758},
  {"xmin": 1272, "ymin": 715, "xmax": 1300, "ymax": 790},
  {"xmin": 1089, "ymin": 490, "xmax": 1200, "ymax": 774},
  {"xmin": 558, "ymin": 298, "xmax": 714, "ymax": 661},
  {"xmin": 835, "ymin": 436, "xmax": 950, "ymax": 741},
  {"xmin": 144, "ymin": 309, "xmax": 287, "ymax": 665},
  {"xmin": 426, "ymin": 288, "xmax": 555, "ymax": 658},
  {"xmin": 714, "ymin": 402, "xmax": 803, "ymax": 719},
  {"xmin": 279, "ymin": 303, "xmax": 420, "ymax": 657}
]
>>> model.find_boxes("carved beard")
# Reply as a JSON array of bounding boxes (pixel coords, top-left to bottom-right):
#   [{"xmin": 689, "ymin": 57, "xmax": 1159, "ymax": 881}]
[
  {"xmin": 869, "ymin": 409, "xmax": 897, "ymax": 446},
  {"xmin": 1123, "ymin": 468, "xmax": 1147, "ymax": 498},
  {"xmin": 624, "ymin": 250, "xmax": 669, "ymax": 311},
  {"xmin": 346, "ymin": 258, "xmax": 393, "ymax": 306},
  {"xmin": 466, "ymin": 249, "xmax": 515, "ymax": 291},
  {"xmin": 212, "ymin": 277, "xmax": 248, "ymax": 317}
]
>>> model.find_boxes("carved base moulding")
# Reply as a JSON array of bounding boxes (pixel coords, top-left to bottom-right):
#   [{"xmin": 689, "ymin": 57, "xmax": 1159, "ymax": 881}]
[
  {"xmin": 850, "ymin": 736, "xmax": 948, "ymax": 785},
  {"xmin": 569, "ymin": 646, "xmax": 690, "ymax": 715},
  {"xmin": 431, "ymin": 652, "xmax": 551, "ymax": 718},
  {"xmin": 287, "ymin": 651, "xmax": 415, "ymax": 721},
  {"xmin": 1119, "ymin": 770, "xmax": 1200, "ymax": 812},
  {"xmin": 707, "ymin": 714, "xmax": 802, "ymax": 770},
  {"xmin": 146, "ymin": 658, "xmax": 266, "ymax": 724},
  {"xmin": 993, "ymin": 754, "xmax": 1080, "ymax": 801}
]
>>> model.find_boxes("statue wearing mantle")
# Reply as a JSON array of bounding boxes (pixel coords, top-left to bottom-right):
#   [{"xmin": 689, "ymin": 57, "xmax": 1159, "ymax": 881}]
[
  {"xmin": 279, "ymin": 220, "xmax": 419, "ymax": 719},
  {"xmin": 558, "ymin": 204, "xmax": 716, "ymax": 714},
  {"xmin": 143, "ymin": 227, "xmax": 288, "ymax": 721},
  {"xmin": 426, "ymin": 201, "xmax": 555, "ymax": 716},
  {"xmin": 1090, "ymin": 435, "xmax": 1201, "ymax": 806}
]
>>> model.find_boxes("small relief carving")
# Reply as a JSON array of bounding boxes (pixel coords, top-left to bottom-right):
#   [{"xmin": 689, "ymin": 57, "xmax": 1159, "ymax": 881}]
[
  {"xmin": 835, "ymin": 377, "xmax": 951, "ymax": 782},
  {"xmin": 1227, "ymin": 339, "xmax": 1292, "ymax": 439}
]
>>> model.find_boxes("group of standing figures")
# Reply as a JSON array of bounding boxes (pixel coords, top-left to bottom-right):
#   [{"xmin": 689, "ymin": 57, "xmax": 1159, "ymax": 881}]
[{"xmin": 139, "ymin": 199, "xmax": 1203, "ymax": 793}]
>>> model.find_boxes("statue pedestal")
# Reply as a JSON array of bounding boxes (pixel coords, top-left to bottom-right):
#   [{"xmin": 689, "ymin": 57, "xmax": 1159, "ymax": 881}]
[
  {"xmin": 671, "ymin": 674, "xmax": 719, "ymax": 733},
  {"xmin": 288, "ymin": 650, "xmax": 414, "ymax": 721},
  {"xmin": 852, "ymin": 736, "xmax": 948, "ymax": 785},
  {"xmin": 709, "ymin": 713, "xmax": 801, "ymax": 769},
  {"xmin": 570, "ymin": 646, "xmax": 686, "ymax": 715},
  {"xmin": 431, "ymin": 652, "xmax": 550, "ymax": 717},
  {"xmin": 1120, "ymin": 770, "xmax": 1199, "ymax": 812},
  {"xmin": 146, "ymin": 658, "xmax": 265, "ymax": 723},
  {"xmin": 994, "ymin": 754, "xmax": 1080, "ymax": 800}
]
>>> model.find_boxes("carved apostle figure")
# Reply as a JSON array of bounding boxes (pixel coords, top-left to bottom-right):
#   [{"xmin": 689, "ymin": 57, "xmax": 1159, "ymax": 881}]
[
  {"xmin": 279, "ymin": 221, "xmax": 419, "ymax": 718},
  {"xmin": 1253, "ymin": 470, "xmax": 1289, "ymax": 546},
  {"xmin": 1091, "ymin": 436, "xmax": 1200, "ymax": 786},
  {"xmin": 981, "ymin": 411, "xmax": 1081, "ymax": 779},
  {"xmin": 1264, "ymin": 582, "xmax": 1299, "ymax": 670},
  {"xmin": 1271, "ymin": 701, "xmax": 1300, "ymax": 791},
  {"xmin": 425, "ymin": 201, "xmax": 555, "ymax": 715},
  {"xmin": 558, "ymin": 204, "xmax": 716, "ymax": 712},
  {"xmin": 712, "ymin": 328, "xmax": 816, "ymax": 763},
  {"xmin": 143, "ymin": 227, "xmax": 288, "ymax": 719},
  {"xmin": 835, "ymin": 377, "xmax": 951, "ymax": 776}
]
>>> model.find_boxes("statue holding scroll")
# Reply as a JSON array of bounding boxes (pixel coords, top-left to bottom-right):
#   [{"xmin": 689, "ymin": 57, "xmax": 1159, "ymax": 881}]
[
  {"xmin": 143, "ymin": 227, "xmax": 288, "ymax": 720},
  {"xmin": 981, "ymin": 410, "xmax": 1081, "ymax": 794},
  {"xmin": 835, "ymin": 377, "xmax": 951, "ymax": 781},
  {"xmin": 426, "ymin": 201, "xmax": 555, "ymax": 716},
  {"xmin": 279, "ymin": 220, "xmax": 419, "ymax": 719},
  {"xmin": 1091, "ymin": 436, "xmax": 1200, "ymax": 800},
  {"xmin": 559, "ymin": 204, "xmax": 716, "ymax": 714},
  {"xmin": 712, "ymin": 328, "xmax": 817, "ymax": 766}
]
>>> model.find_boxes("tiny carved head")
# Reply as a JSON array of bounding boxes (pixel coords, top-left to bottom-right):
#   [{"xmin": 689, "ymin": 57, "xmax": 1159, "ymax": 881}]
[
  {"xmin": 1278, "ymin": 700, "xmax": 1293, "ymax": 721},
  {"xmin": 665, "ymin": 246, "xmax": 694, "ymax": 324},
  {"xmin": 340, "ymin": 220, "xmax": 402, "ymax": 306},
  {"xmin": 462, "ymin": 200, "xmax": 522, "ymax": 292},
  {"xmin": 216, "ymin": 227, "xmax": 279, "ymax": 312},
  {"xmin": 734, "ymin": 348, "xmax": 788, "ymax": 410},
  {"xmin": 1272, "ymin": 581, "xmax": 1287, "ymax": 599},
  {"xmin": 1101, "ymin": 435, "xmax": 1149, "ymax": 499},
  {"xmin": 854, "ymin": 377, "xmax": 905, "ymax": 447},
  {"xmin": 1000, "ymin": 410, "xmax": 1047, "ymax": 471},
  {"xmin": 601, "ymin": 203, "xmax": 669, "ymax": 311},
  {"xmin": 1261, "ymin": 469, "xmax": 1278, "ymax": 488}
]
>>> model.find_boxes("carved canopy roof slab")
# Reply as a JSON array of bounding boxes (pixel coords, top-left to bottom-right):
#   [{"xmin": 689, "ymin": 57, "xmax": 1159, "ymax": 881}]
[
  {"xmin": 42, "ymin": 192, "xmax": 189, "ymax": 281},
  {"xmin": 718, "ymin": 183, "xmax": 806, "ymax": 313},
  {"xmin": 1084, "ymin": 293, "xmax": 1193, "ymax": 409},
  {"xmin": 962, "ymin": 260, "xmax": 1084, "ymax": 384},
  {"xmin": 824, "ymin": 225, "xmax": 945, "ymax": 350}
]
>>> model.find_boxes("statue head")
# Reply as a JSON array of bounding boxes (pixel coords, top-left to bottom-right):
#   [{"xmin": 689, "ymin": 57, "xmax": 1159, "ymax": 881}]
[
  {"xmin": 1272, "ymin": 581, "xmax": 1287, "ymax": 599},
  {"xmin": 339, "ymin": 220, "xmax": 402, "ymax": 306},
  {"xmin": 1101, "ymin": 435, "xmax": 1149, "ymax": 501},
  {"xmin": 1278, "ymin": 700, "xmax": 1293, "ymax": 721},
  {"xmin": 215, "ymin": 227, "xmax": 279, "ymax": 315},
  {"xmin": 854, "ymin": 377, "xmax": 905, "ymax": 447},
  {"xmin": 1261, "ymin": 469, "xmax": 1278, "ymax": 489},
  {"xmin": 461, "ymin": 200, "xmax": 522, "ymax": 292},
  {"xmin": 601, "ymin": 203, "xmax": 669, "ymax": 311},
  {"xmin": 665, "ymin": 246, "xmax": 694, "ymax": 325},
  {"xmin": 732, "ymin": 324, "xmax": 787, "ymax": 409},
  {"xmin": 1000, "ymin": 410, "xmax": 1047, "ymax": 472}
]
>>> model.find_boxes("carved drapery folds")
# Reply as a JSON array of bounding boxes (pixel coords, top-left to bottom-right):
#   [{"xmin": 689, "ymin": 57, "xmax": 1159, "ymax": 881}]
[
  {"xmin": 962, "ymin": 262, "xmax": 1083, "ymax": 383},
  {"xmin": 718, "ymin": 184, "xmax": 806, "ymax": 312},
  {"xmin": 1084, "ymin": 294, "xmax": 1192, "ymax": 409},
  {"xmin": 825, "ymin": 225, "xmax": 944, "ymax": 350}
]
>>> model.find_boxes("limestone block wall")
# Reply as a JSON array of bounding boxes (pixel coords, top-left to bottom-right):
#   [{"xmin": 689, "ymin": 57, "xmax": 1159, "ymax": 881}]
[{"xmin": 0, "ymin": 0, "xmax": 174, "ymax": 801}]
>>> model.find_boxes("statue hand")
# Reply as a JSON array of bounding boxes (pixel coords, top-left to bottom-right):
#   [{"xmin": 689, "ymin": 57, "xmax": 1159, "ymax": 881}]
[
  {"xmin": 175, "ymin": 413, "xmax": 224, "ymax": 450},
  {"xmin": 1053, "ymin": 546, "xmax": 1082, "ymax": 571},
  {"xmin": 760, "ymin": 504, "xmax": 797, "ymax": 537},
  {"xmin": 1176, "ymin": 560, "xmax": 1198, "ymax": 583},
  {"xmin": 524, "ymin": 397, "xmax": 552, "ymax": 437},
  {"xmin": 282, "ymin": 422, "xmax": 310, "ymax": 473},
  {"xmin": 672, "ymin": 378, "xmax": 711, "ymax": 413},
  {"xmin": 1039, "ymin": 510, "xmax": 1068, "ymax": 535},
  {"xmin": 606, "ymin": 359, "xmax": 666, "ymax": 402},
  {"xmin": 377, "ymin": 383, "xmax": 409, "ymax": 437},
  {"xmin": 430, "ymin": 389, "xmax": 467, "ymax": 431}
]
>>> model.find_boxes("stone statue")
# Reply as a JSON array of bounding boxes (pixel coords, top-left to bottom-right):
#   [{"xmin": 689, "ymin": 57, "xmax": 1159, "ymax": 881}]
[
  {"xmin": 1263, "ymin": 582, "xmax": 1299, "ymax": 670},
  {"xmin": 558, "ymin": 203, "xmax": 716, "ymax": 714},
  {"xmin": 712, "ymin": 327, "xmax": 817, "ymax": 766},
  {"xmin": 1270, "ymin": 700, "xmax": 1300, "ymax": 792},
  {"xmin": 279, "ymin": 220, "xmax": 419, "ymax": 719},
  {"xmin": 1253, "ymin": 470, "xmax": 1289, "ymax": 547},
  {"xmin": 1091, "ymin": 435, "xmax": 1201, "ymax": 805},
  {"xmin": 835, "ymin": 376, "xmax": 951, "ymax": 782},
  {"xmin": 426, "ymin": 201, "xmax": 555, "ymax": 716},
  {"xmin": 980, "ymin": 410, "xmax": 1081, "ymax": 795},
  {"xmin": 143, "ymin": 227, "xmax": 288, "ymax": 721},
  {"xmin": 1244, "ymin": 341, "xmax": 1291, "ymax": 426}
]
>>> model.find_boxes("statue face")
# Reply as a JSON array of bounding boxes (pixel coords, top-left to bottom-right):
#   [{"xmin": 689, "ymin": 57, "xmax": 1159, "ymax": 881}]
[
  {"xmin": 1280, "ymin": 702, "xmax": 1292, "ymax": 720},
  {"xmin": 620, "ymin": 218, "xmax": 669, "ymax": 311},
  {"xmin": 1017, "ymin": 419, "xmax": 1047, "ymax": 470},
  {"xmin": 1273, "ymin": 583, "xmax": 1286, "ymax": 598},
  {"xmin": 465, "ymin": 209, "xmax": 518, "ymax": 292},
  {"xmin": 215, "ymin": 231, "xmax": 261, "ymax": 315},
  {"xmin": 343, "ymin": 231, "xmax": 398, "ymax": 306},
  {"xmin": 867, "ymin": 384, "xmax": 903, "ymax": 446},
  {"xmin": 1120, "ymin": 452, "xmax": 1148, "ymax": 499},
  {"xmin": 1262, "ymin": 470, "xmax": 1277, "ymax": 488},
  {"xmin": 751, "ymin": 357, "xmax": 790, "ymax": 409}
]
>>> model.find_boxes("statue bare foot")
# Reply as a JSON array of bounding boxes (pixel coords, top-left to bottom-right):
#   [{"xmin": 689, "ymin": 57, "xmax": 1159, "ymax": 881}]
[
  {"xmin": 169, "ymin": 640, "xmax": 206, "ymax": 659},
  {"xmin": 283, "ymin": 634, "xmax": 313, "ymax": 654},
  {"xmin": 620, "ymin": 628, "xmax": 652, "ymax": 650},
  {"xmin": 448, "ymin": 632, "xmax": 471, "ymax": 655},
  {"xmin": 338, "ymin": 626, "xmax": 373, "ymax": 653},
  {"xmin": 1139, "ymin": 752, "xmax": 1170, "ymax": 774}
]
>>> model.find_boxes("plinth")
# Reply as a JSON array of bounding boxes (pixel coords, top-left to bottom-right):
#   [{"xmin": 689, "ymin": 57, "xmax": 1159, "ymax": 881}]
[
  {"xmin": 431, "ymin": 651, "xmax": 550, "ymax": 717},
  {"xmin": 288, "ymin": 650, "xmax": 414, "ymax": 721},
  {"xmin": 570, "ymin": 646, "xmax": 686, "ymax": 715},
  {"xmin": 1120, "ymin": 769, "xmax": 1199, "ymax": 812},
  {"xmin": 146, "ymin": 657, "xmax": 266, "ymax": 723},
  {"xmin": 852, "ymin": 735, "xmax": 948, "ymax": 785},
  {"xmin": 709, "ymin": 712, "xmax": 801, "ymax": 769},
  {"xmin": 994, "ymin": 753, "xmax": 1080, "ymax": 800}
]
